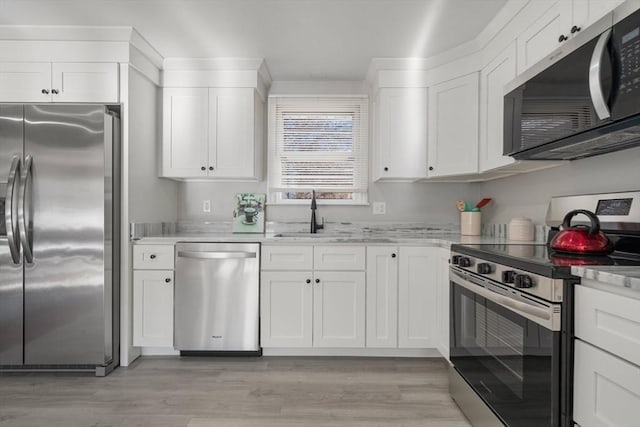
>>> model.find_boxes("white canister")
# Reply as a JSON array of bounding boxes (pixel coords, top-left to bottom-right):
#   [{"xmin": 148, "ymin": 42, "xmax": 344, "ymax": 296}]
[
  {"xmin": 461, "ymin": 211, "xmax": 481, "ymax": 236},
  {"xmin": 508, "ymin": 217, "xmax": 534, "ymax": 241}
]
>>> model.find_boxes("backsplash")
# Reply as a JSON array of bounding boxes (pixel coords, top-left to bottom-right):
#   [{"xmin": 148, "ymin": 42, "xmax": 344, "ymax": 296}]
[{"xmin": 482, "ymin": 223, "xmax": 550, "ymax": 242}]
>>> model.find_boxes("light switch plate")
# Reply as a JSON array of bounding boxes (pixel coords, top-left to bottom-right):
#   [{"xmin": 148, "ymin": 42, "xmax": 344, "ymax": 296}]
[
  {"xmin": 203, "ymin": 200, "xmax": 211, "ymax": 213},
  {"xmin": 373, "ymin": 202, "xmax": 386, "ymax": 215}
]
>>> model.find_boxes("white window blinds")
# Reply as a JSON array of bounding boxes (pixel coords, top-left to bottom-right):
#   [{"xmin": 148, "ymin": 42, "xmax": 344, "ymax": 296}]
[{"xmin": 268, "ymin": 97, "xmax": 368, "ymax": 197}]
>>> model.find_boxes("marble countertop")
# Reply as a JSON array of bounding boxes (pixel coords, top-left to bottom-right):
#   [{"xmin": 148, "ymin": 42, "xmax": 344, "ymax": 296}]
[
  {"xmin": 133, "ymin": 222, "xmax": 514, "ymax": 247},
  {"xmin": 571, "ymin": 266, "xmax": 640, "ymax": 299}
]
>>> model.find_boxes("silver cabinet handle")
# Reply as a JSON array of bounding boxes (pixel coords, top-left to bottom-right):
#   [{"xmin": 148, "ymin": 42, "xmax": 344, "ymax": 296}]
[
  {"xmin": 5, "ymin": 156, "xmax": 21, "ymax": 264},
  {"xmin": 589, "ymin": 29, "xmax": 612, "ymax": 120},
  {"xmin": 177, "ymin": 250, "xmax": 257, "ymax": 260},
  {"xmin": 18, "ymin": 155, "xmax": 33, "ymax": 263}
]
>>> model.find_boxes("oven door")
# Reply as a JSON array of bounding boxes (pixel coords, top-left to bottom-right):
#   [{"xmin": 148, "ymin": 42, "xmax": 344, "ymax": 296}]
[{"xmin": 449, "ymin": 267, "xmax": 561, "ymax": 427}]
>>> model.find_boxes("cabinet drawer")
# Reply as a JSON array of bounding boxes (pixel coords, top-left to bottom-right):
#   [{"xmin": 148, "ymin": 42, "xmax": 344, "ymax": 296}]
[
  {"xmin": 314, "ymin": 246, "xmax": 365, "ymax": 271},
  {"xmin": 133, "ymin": 245, "xmax": 175, "ymax": 270},
  {"xmin": 575, "ymin": 285, "xmax": 640, "ymax": 367},
  {"xmin": 574, "ymin": 339, "xmax": 640, "ymax": 427},
  {"xmin": 262, "ymin": 245, "xmax": 313, "ymax": 270}
]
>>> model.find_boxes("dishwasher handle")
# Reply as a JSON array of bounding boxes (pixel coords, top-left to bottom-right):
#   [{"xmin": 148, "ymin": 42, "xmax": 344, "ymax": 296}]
[{"xmin": 177, "ymin": 250, "xmax": 257, "ymax": 260}]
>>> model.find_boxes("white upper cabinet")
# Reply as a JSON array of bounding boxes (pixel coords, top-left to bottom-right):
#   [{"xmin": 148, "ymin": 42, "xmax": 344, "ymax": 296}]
[
  {"xmin": 162, "ymin": 87, "xmax": 261, "ymax": 180},
  {"xmin": 374, "ymin": 87, "xmax": 428, "ymax": 180},
  {"xmin": 517, "ymin": 1, "xmax": 573, "ymax": 74},
  {"xmin": 427, "ymin": 73, "xmax": 479, "ymax": 177},
  {"xmin": 0, "ymin": 62, "xmax": 118, "ymax": 103},
  {"xmin": 479, "ymin": 42, "xmax": 518, "ymax": 172},
  {"xmin": 517, "ymin": 0, "xmax": 622, "ymax": 75},
  {"xmin": 572, "ymin": 0, "xmax": 623, "ymax": 34},
  {"xmin": 162, "ymin": 88, "xmax": 209, "ymax": 178},
  {"xmin": 209, "ymin": 88, "xmax": 256, "ymax": 178}
]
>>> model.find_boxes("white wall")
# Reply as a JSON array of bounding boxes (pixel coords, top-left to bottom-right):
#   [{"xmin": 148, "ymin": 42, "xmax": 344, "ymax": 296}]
[
  {"xmin": 479, "ymin": 146, "xmax": 640, "ymax": 225},
  {"xmin": 128, "ymin": 67, "xmax": 179, "ymax": 222}
]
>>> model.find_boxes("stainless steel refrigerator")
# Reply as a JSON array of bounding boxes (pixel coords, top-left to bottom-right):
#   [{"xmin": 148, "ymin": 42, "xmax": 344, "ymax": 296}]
[{"xmin": 0, "ymin": 104, "xmax": 120, "ymax": 376}]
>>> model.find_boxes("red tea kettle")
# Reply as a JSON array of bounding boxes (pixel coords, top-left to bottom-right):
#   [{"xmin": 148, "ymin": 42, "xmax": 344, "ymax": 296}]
[{"xmin": 550, "ymin": 209, "xmax": 614, "ymax": 255}]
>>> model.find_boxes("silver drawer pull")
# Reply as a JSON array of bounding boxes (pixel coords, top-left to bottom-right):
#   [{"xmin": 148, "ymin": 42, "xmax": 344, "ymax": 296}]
[{"xmin": 177, "ymin": 251, "xmax": 257, "ymax": 260}]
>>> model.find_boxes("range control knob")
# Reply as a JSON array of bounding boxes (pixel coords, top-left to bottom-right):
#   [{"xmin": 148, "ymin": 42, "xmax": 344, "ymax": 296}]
[
  {"xmin": 502, "ymin": 270, "xmax": 517, "ymax": 283},
  {"xmin": 477, "ymin": 263, "xmax": 493, "ymax": 274},
  {"xmin": 451, "ymin": 255, "xmax": 462, "ymax": 265},
  {"xmin": 514, "ymin": 274, "xmax": 534, "ymax": 289},
  {"xmin": 458, "ymin": 257, "xmax": 472, "ymax": 268}
]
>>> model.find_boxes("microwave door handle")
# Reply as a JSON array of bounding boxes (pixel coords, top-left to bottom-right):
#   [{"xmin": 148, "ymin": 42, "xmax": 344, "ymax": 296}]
[
  {"xmin": 18, "ymin": 155, "xmax": 33, "ymax": 264},
  {"xmin": 589, "ymin": 28, "xmax": 612, "ymax": 120},
  {"xmin": 5, "ymin": 156, "xmax": 21, "ymax": 265}
]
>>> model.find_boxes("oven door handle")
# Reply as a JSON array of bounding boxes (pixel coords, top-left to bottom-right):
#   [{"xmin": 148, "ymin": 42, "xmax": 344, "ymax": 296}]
[{"xmin": 451, "ymin": 269, "xmax": 560, "ymax": 330}]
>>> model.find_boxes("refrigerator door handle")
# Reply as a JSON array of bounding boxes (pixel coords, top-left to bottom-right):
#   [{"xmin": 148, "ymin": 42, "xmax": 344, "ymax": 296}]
[
  {"xmin": 5, "ymin": 156, "xmax": 21, "ymax": 264},
  {"xmin": 19, "ymin": 155, "xmax": 33, "ymax": 263}
]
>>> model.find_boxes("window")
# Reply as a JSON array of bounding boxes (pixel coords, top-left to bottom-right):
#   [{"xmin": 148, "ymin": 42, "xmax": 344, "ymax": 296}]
[{"xmin": 268, "ymin": 96, "xmax": 368, "ymax": 204}]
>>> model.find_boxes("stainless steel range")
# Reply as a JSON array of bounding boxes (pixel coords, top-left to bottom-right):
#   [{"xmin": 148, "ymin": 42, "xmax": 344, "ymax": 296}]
[{"xmin": 448, "ymin": 191, "xmax": 640, "ymax": 427}]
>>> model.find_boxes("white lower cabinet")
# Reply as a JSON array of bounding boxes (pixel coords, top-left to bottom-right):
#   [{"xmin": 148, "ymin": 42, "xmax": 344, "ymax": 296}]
[
  {"xmin": 573, "ymin": 340, "xmax": 640, "ymax": 427},
  {"xmin": 365, "ymin": 246, "xmax": 441, "ymax": 350},
  {"xmin": 260, "ymin": 245, "xmax": 366, "ymax": 348},
  {"xmin": 313, "ymin": 271, "xmax": 365, "ymax": 347},
  {"xmin": 132, "ymin": 270, "xmax": 174, "ymax": 347},
  {"xmin": 260, "ymin": 271, "xmax": 313, "ymax": 347},
  {"xmin": 398, "ymin": 247, "xmax": 437, "ymax": 348},
  {"xmin": 132, "ymin": 244, "xmax": 175, "ymax": 348},
  {"xmin": 366, "ymin": 247, "xmax": 399, "ymax": 348},
  {"xmin": 434, "ymin": 247, "xmax": 451, "ymax": 359},
  {"xmin": 573, "ymin": 284, "xmax": 640, "ymax": 426}
]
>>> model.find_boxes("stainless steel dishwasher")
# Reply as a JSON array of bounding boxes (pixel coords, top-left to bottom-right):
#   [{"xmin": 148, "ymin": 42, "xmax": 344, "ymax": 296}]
[{"xmin": 174, "ymin": 242, "xmax": 260, "ymax": 355}]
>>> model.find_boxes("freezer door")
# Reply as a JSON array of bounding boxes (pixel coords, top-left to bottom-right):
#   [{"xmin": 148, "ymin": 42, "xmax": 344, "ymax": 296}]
[
  {"xmin": 0, "ymin": 104, "xmax": 24, "ymax": 365},
  {"xmin": 174, "ymin": 242, "xmax": 260, "ymax": 351},
  {"xmin": 23, "ymin": 105, "xmax": 110, "ymax": 365}
]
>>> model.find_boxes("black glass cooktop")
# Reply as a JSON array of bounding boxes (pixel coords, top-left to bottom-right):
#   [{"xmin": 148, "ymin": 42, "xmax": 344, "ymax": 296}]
[{"xmin": 452, "ymin": 243, "xmax": 640, "ymax": 279}]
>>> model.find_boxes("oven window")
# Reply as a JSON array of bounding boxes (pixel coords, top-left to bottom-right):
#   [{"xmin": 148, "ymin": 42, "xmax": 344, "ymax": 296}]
[{"xmin": 451, "ymin": 282, "xmax": 560, "ymax": 426}]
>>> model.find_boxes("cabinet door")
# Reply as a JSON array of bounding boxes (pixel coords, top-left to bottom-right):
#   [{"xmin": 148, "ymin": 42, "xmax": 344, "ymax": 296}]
[
  {"xmin": 314, "ymin": 245, "xmax": 365, "ymax": 271},
  {"xmin": 428, "ymin": 73, "xmax": 479, "ymax": 177},
  {"xmin": 574, "ymin": 339, "xmax": 640, "ymax": 427},
  {"xmin": 0, "ymin": 62, "xmax": 51, "ymax": 102},
  {"xmin": 572, "ymin": 0, "xmax": 621, "ymax": 31},
  {"xmin": 375, "ymin": 87, "xmax": 428, "ymax": 180},
  {"xmin": 366, "ymin": 247, "xmax": 398, "ymax": 348},
  {"xmin": 133, "ymin": 270, "xmax": 174, "ymax": 347},
  {"xmin": 435, "ymin": 248, "xmax": 451, "ymax": 359},
  {"xmin": 517, "ymin": 1, "xmax": 573, "ymax": 74},
  {"xmin": 398, "ymin": 247, "xmax": 436, "ymax": 348},
  {"xmin": 51, "ymin": 63, "xmax": 118, "ymax": 103},
  {"xmin": 313, "ymin": 271, "xmax": 365, "ymax": 348},
  {"xmin": 261, "ymin": 245, "xmax": 313, "ymax": 271},
  {"xmin": 162, "ymin": 88, "xmax": 209, "ymax": 178},
  {"xmin": 479, "ymin": 42, "xmax": 518, "ymax": 172},
  {"xmin": 575, "ymin": 285, "xmax": 640, "ymax": 367},
  {"xmin": 260, "ymin": 271, "xmax": 313, "ymax": 347},
  {"xmin": 209, "ymin": 88, "xmax": 256, "ymax": 178}
]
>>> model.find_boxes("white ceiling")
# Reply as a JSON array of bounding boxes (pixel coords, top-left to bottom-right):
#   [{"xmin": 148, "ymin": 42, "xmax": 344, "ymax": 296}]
[{"xmin": 0, "ymin": 0, "xmax": 508, "ymax": 80}]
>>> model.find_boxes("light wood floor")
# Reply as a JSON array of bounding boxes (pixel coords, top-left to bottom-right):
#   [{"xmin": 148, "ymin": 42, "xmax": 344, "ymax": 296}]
[{"xmin": 0, "ymin": 356, "xmax": 471, "ymax": 427}]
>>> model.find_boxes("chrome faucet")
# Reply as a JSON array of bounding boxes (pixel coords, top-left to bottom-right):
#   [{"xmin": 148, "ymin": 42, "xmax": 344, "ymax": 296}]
[{"xmin": 310, "ymin": 190, "xmax": 324, "ymax": 233}]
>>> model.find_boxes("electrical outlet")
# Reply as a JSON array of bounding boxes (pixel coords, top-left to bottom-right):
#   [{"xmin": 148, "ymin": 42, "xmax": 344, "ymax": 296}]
[
  {"xmin": 373, "ymin": 202, "xmax": 386, "ymax": 215},
  {"xmin": 203, "ymin": 200, "xmax": 211, "ymax": 213}
]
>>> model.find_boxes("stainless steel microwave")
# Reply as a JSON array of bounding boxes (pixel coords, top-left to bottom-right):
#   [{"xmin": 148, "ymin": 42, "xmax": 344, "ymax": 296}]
[{"xmin": 504, "ymin": 8, "xmax": 640, "ymax": 160}]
